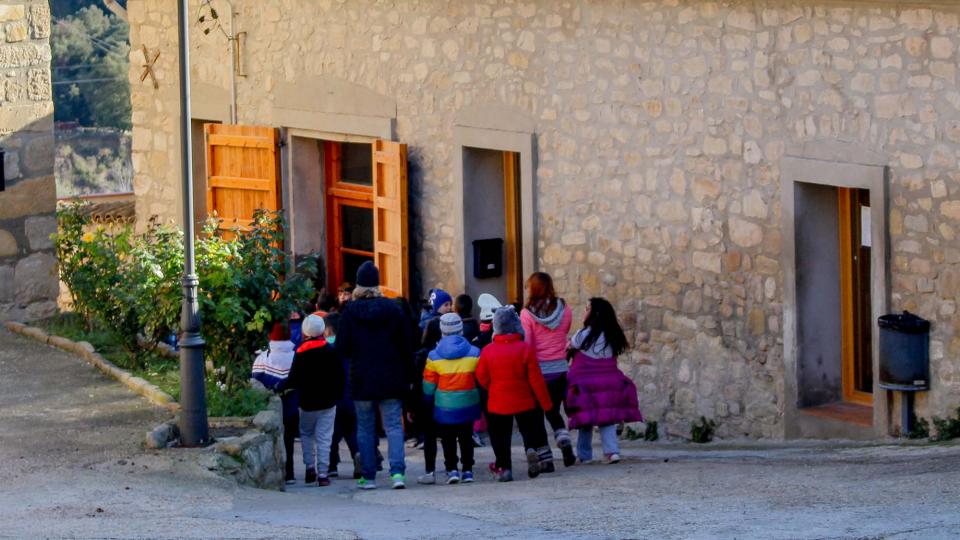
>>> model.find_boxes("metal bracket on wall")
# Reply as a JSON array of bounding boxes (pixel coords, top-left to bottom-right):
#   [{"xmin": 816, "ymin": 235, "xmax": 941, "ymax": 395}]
[{"xmin": 140, "ymin": 45, "xmax": 160, "ymax": 89}]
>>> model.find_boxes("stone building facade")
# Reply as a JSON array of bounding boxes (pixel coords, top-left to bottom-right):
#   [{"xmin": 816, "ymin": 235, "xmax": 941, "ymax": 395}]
[
  {"xmin": 0, "ymin": 1, "xmax": 58, "ymax": 322},
  {"xmin": 128, "ymin": 0, "xmax": 960, "ymax": 439}
]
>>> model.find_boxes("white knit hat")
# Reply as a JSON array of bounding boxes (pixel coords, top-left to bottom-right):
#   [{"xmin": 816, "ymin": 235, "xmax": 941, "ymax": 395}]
[
  {"xmin": 302, "ymin": 314, "xmax": 326, "ymax": 338},
  {"xmin": 477, "ymin": 293, "xmax": 503, "ymax": 322}
]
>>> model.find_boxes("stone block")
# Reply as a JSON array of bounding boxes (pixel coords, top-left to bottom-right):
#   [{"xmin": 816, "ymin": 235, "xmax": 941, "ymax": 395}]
[
  {"xmin": 23, "ymin": 300, "xmax": 56, "ymax": 322},
  {"xmin": 729, "ymin": 218, "xmax": 763, "ymax": 248},
  {"xmin": 0, "ymin": 265, "xmax": 13, "ymax": 302},
  {"xmin": 0, "ymin": 102, "xmax": 53, "ymax": 132},
  {"xmin": 14, "ymin": 252, "xmax": 57, "ymax": 304},
  {"xmin": 24, "ymin": 215, "xmax": 55, "ymax": 251},
  {"xmin": 252, "ymin": 409, "xmax": 282, "ymax": 434},
  {"xmin": 5, "ymin": 20, "xmax": 27, "ymax": 42},
  {"xmin": 27, "ymin": 68, "xmax": 49, "ymax": 101},
  {"xmin": 29, "ymin": 4, "xmax": 49, "ymax": 39},
  {"xmin": 0, "ymin": 5, "xmax": 25, "ymax": 22},
  {"xmin": 0, "ymin": 175, "xmax": 56, "ymax": 220},
  {"xmin": 23, "ymin": 135, "xmax": 54, "ymax": 173},
  {"xmin": 0, "ymin": 42, "xmax": 49, "ymax": 68},
  {"xmin": 0, "ymin": 230, "xmax": 17, "ymax": 258}
]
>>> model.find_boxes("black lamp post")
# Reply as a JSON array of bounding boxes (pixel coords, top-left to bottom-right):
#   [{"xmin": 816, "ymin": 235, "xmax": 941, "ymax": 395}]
[{"xmin": 177, "ymin": 0, "xmax": 210, "ymax": 446}]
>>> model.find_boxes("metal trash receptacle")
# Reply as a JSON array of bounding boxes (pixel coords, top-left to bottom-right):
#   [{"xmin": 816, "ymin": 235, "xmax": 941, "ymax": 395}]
[{"xmin": 878, "ymin": 311, "xmax": 930, "ymax": 391}]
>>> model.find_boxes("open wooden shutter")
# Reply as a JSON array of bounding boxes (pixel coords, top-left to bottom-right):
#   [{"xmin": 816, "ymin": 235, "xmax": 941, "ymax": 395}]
[
  {"xmin": 371, "ymin": 139, "xmax": 409, "ymax": 298},
  {"xmin": 205, "ymin": 124, "xmax": 281, "ymax": 235}
]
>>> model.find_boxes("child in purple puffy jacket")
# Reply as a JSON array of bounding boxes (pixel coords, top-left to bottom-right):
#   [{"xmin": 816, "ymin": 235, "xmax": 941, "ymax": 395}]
[{"xmin": 565, "ymin": 298, "xmax": 642, "ymax": 465}]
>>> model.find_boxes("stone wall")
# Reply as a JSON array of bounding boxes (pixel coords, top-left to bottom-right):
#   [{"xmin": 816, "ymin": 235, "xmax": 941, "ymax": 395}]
[
  {"xmin": 0, "ymin": 0, "xmax": 57, "ymax": 322},
  {"xmin": 128, "ymin": 0, "xmax": 960, "ymax": 438}
]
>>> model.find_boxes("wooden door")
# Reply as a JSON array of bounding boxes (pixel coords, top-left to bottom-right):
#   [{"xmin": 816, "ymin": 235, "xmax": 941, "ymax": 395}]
[
  {"xmin": 205, "ymin": 124, "xmax": 281, "ymax": 235},
  {"xmin": 372, "ymin": 140, "xmax": 409, "ymax": 299},
  {"xmin": 502, "ymin": 151, "xmax": 523, "ymax": 305},
  {"xmin": 839, "ymin": 187, "xmax": 873, "ymax": 406}
]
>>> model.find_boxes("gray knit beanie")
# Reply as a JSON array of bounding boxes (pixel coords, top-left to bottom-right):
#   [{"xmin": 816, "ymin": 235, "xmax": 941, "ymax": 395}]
[
  {"xmin": 492, "ymin": 306, "xmax": 523, "ymax": 336},
  {"xmin": 439, "ymin": 312, "xmax": 463, "ymax": 336}
]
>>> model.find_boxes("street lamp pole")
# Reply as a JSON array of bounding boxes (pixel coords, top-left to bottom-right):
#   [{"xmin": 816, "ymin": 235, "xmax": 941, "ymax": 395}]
[{"xmin": 177, "ymin": 0, "xmax": 210, "ymax": 446}]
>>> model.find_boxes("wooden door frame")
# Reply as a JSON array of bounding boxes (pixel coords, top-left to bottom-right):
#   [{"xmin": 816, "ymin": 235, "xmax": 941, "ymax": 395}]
[
  {"xmin": 323, "ymin": 140, "xmax": 375, "ymax": 292},
  {"xmin": 502, "ymin": 151, "xmax": 523, "ymax": 305}
]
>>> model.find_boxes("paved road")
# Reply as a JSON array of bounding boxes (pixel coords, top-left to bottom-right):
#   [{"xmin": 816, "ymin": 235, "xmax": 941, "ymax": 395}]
[{"xmin": 2, "ymin": 327, "xmax": 960, "ymax": 539}]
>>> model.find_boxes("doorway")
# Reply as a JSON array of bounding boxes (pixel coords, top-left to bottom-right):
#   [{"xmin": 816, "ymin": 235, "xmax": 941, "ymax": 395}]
[
  {"xmin": 793, "ymin": 183, "xmax": 873, "ymax": 418},
  {"xmin": 462, "ymin": 148, "xmax": 523, "ymax": 305}
]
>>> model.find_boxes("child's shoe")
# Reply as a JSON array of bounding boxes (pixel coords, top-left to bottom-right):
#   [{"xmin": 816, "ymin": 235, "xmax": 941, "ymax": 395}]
[
  {"xmin": 536, "ymin": 446, "xmax": 555, "ymax": 473},
  {"xmin": 417, "ymin": 471, "xmax": 437, "ymax": 485},
  {"xmin": 318, "ymin": 475, "xmax": 331, "ymax": 487},
  {"xmin": 525, "ymin": 448, "xmax": 541, "ymax": 479},
  {"xmin": 305, "ymin": 467, "xmax": 317, "ymax": 484},
  {"xmin": 462, "ymin": 471, "xmax": 474, "ymax": 483},
  {"xmin": 327, "ymin": 467, "xmax": 339, "ymax": 478},
  {"xmin": 445, "ymin": 470, "xmax": 461, "ymax": 485},
  {"xmin": 605, "ymin": 453, "xmax": 621, "ymax": 464},
  {"xmin": 284, "ymin": 472, "xmax": 295, "ymax": 485},
  {"xmin": 493, "ymin": 467, "xmax": 513, "ymax": 482},
  {"xmin": 556, "ymin": 429, "xmax": 576, "ymax": 467},
  {"xmin": 540, "ymin": 460, "xmax": 556, "ymax": 474},
  {"xmin": 357, "ymin": 478, "xmax": 376, "ymax": 490},
  {"xmin": 391, "ymin": 473, "xmax": 406, "ymax": 489}
]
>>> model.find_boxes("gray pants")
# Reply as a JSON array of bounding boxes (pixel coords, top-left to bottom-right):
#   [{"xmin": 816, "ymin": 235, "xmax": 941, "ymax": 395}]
[{"xmin": 300, "ymin": 406, "xmax": 337, "ymax": 476}]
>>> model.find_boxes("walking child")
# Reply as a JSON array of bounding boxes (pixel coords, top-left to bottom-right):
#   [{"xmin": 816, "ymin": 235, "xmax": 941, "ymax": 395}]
[
  {"xmin": 251, "ymin": 322, "xmax": 298, "ymax": 484},
  {"xmin": 565, "ymin": 298, "xmax": 642, "ymax": 464},
  {"xmin": 422, "ymin": 313, "xmax": 482, "ymax": 484},
  {"xmin": 284, "ymin": 314, "xmax": 345, "ymax": 486},
  {"xmin": 476, "ymin": 307, "xmax": 554, "ymax": 482}
]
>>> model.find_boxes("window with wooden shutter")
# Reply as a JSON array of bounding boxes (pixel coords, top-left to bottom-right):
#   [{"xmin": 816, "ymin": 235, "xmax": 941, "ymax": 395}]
[
  {"xmin": 205, "ymin": 124, "xmax": 281, "ymax": 236},
  {"xmin": 371, "ymin": 140, "xmax": 409, "ymax": 298}
]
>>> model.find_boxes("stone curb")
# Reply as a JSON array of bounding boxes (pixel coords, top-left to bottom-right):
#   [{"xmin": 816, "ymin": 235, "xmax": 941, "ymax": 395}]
[{"xmin": 4, "ymin": 320, "xmax": 180, "ymax": 413}]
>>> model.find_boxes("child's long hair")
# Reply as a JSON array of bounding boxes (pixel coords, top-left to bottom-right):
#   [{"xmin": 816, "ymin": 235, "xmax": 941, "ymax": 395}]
[
  {"xmin": 578, "ymin": 297, "xmax": 628, "ymax": 358},
  {"xmin": 524, "ymin": 272, "xmax": 559, "ymax": 316}
]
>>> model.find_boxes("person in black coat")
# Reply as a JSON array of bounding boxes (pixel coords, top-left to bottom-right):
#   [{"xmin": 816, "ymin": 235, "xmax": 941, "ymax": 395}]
[
  {"xmin": 336, "ymin": 261, "xmax": 414, "ymax": 489},
  {"xmin": 283, "ymin": 314, "xmax": 344, "ymax": 486}
]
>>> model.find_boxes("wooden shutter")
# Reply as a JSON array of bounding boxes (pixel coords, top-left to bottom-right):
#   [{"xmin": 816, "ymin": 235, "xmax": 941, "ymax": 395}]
[
  {"xmin": 205, "ymin": 124, "xmax": 281, "ymax": 235},
  {"xmin": 371, "ymin": 139, "xmax": 409, "ymax": 298}
]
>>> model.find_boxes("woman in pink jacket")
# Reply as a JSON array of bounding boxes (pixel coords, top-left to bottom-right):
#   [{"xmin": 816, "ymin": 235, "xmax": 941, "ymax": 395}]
[{"xmin": 520, "ymin": 272, "xmax": 575, "ymax": 469}]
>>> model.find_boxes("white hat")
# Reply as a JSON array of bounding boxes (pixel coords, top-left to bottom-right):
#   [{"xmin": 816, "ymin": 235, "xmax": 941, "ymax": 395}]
[
  {"xmin": 477, "ymin": 293, "xmax": 503, "ymax": 322},
  {"xmin": 302, "ymin": 314, "xmax": 326, "ymax": 338}
]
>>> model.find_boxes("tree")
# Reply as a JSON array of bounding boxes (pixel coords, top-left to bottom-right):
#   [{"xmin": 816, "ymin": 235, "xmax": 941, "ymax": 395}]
[{"xmin": 50, "ymin": 4, "xmax": 131, "ymax": 130}]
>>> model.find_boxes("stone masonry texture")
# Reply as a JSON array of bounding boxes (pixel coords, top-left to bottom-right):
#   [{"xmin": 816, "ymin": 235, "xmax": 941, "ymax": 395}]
[
  {"xmin": 129, "ymin": 0, "xmax": 960, "ymax": 438},
  {"xmin": 0, "ymin": 0, "xmax": 57, "ymax": 322}
]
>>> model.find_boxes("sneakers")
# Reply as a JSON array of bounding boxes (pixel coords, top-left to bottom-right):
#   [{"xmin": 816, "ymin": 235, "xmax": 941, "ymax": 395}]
[
  {"xmin": 327, "ymin": 468, "xmax": 339, "ymax": 478},
  {"xmin": 357, "ymin": 478, "xmax": 377, "ymax": 490},
  {"xmin": 525, "ymin": 448, "xmax": 541, "ymax": 479},
  {"xmin": 391, "ymin": 473, "xmax": 406, "ymax": 489},
  {"xmin": 578, "ymin": 458, "xmax": 594, "ymax": 465},
  {"xmin": 605, "ymin": 453, "xmax": 621, "ymax": 464},
  {"xmin": 318, "ymin": 476, "xmax": 332, "ymax": 487},
  {"xmin": 462, "ymin": 471, "xmax": 474, "ymax": 483},
  {"xmin": 284, "ymin": 471, "xmax": 295, "ymax": 485},
  {"xmin": 495, "ymin": 468, "xmax": 513, "ymax": 482},
  {"xmin": 352, "ymin": 453, "xmax": 362, "ymax": 480},
  {"xmin": 540, "ymin": 460, "xmax": 556, "ymax": 474},
  {"xmin": 446, "ymin": 470, "xmax": 461, "ymax": 485},
  {"xmin": 304, "ymin": 467, "xmax": 317, "ymax": 484},
  {"xmin": 417, "ymin": 471, "xmax": 437, "ymax": 485}
]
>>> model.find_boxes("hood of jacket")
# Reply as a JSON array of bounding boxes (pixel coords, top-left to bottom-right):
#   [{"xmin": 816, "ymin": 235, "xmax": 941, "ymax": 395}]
[
  {"xmin": 430, "ymin": 335, "xmax": 479, "ymax": 360},
  {"xmin": 527, "ymin": 299, "xmax": 567, "ymax": 330},
  {"xmin": 269, "ymin": 340, "xmax": 295, "ymax": 354},
  {"xmin": 346, "ymin": 296, "xmax": 401, "ymax": 325}
]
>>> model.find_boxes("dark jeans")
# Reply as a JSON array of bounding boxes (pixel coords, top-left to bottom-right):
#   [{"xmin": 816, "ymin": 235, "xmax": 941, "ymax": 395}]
[
  {"xmin": 283, "ymin": 411, "xmax": 299, "ymax": 477},
  {"xmin": 487, "ymin": 409, "xmax": 549, "ymax": 471},
  {"xmin": 329, "ymin": 401, "xmax": 359, "ymax": 472},
  {"xmin": 544, "ymin": 374, "xmax": 568, "ymax": 433},
  {"xmin": 438, "ymin": 421, "xmax": 474, "ymax": 472},
  {"xmin": 422, "ymin": 412, "xmax": 438, "ymax": 473}
]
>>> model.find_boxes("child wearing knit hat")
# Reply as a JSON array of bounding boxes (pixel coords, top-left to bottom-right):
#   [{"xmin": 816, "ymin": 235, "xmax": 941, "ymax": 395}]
[{"xmin": 421, "ymin": 313, "xmax": 482, "ymax": 485}]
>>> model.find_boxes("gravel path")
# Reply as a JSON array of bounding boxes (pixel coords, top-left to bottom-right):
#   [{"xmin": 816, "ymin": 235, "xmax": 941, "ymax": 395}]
[{"xmin": 2, "ymin": 327, "xmax": 959, "ymax": 539}]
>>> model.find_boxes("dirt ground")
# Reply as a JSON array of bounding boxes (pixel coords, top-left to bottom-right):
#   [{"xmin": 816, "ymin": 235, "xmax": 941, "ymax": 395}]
[{"xmin": 2, "ymin": 327, "xmax": 959, "ymax": 539}]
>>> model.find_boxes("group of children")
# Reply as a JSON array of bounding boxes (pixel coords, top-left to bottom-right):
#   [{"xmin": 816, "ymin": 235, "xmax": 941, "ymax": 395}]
[{"xmin": 252, "ymin": 267, "xmax": 642, "ymax": 488}]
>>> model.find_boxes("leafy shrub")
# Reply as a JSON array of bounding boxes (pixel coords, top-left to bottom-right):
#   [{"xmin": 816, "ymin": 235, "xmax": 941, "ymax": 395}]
[
  {"xmin": 932, "ymin": 407, "xmax": 960, "ymax": 442},
  {"xmin": 691, "ymin": 417, "xmax": 718, "ymax": 443},
  {"xmin": 127, "ymin": 217, "xmax": 184, "ymax": 344},
  {"xmin": 644, "ymin": 421, "xmax": 660, "ymax": 441}
]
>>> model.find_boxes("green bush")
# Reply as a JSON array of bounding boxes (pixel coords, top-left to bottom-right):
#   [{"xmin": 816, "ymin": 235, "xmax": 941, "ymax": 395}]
[
  {"xmin": 691, "ymin": 417, "xmax": 718, "ymax": 443},
  {"xmin": 54, "ymin": 204, "xmax": 318, "ymax": 394},
  {"xmin": 932, "ymin": 407, "xmax": 960, "ymax": 442}
]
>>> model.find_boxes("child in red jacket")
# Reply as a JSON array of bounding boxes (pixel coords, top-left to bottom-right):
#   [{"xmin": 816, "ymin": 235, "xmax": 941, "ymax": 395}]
[{"xmin": 476, "ymin": 307, "xmax": 553, "ymax": 482}]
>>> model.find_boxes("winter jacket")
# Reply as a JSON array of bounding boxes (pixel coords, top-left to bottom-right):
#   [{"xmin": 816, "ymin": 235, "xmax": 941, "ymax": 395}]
[
  {"xmin": 337, "ymin": 295, "xmax": 415, "ymax": 401},
  {"xmin": 565, "ymin": 329, "xmax": 642, "ymax": 428},
  {"xmin": 461, "ymin": 317, "xmax": 481, "ymax": 343},
  {"xmin": 423, "ymin": 335, "xmax": 481, "ymax": 424},
  {"xmin": 476, "ymin": 333, "xmax": 553, "ymax": 415},
  {"xmin": 521, "ymin": 301, "xmax": 573, "ymax": 380},
  {"xmin": 284, "ymin": 338, "xmax": 345, "ymax": 411},
  {"xmin": 251, "ymin": 340, "xmax": 295, "ymax": 390},
  {"xmin": 471, "ymin": 322, "xmax": 494, "ymax": 350}
]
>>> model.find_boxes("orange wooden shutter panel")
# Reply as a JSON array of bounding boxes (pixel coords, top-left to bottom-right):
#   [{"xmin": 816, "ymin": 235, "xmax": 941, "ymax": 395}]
[
  {"xmin": 372, "ymin": 139, "xmax": 409, "ymax": 298},
  {"xmin": 205, "ymin": 124, "xmax": 281, "ymax": 235}
]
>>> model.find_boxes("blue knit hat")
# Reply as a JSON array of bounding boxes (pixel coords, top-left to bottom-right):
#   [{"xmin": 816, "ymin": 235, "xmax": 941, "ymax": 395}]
[
  {"xmin": 356, "ymin": 261, "xmax": 380, "ymax": 288},
  {"xmin": 430, "ymin": 289, "xmax": 452, "ymax": 312},
  {"xmin": 493, "ymin": 306, "xmax": 523, "ymax": 336}
]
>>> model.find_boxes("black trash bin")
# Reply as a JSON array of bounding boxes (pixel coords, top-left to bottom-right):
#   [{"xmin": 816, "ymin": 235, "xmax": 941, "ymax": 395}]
[{"xmin": 878, "ymin": 311, "xmax": 930, "ymax": 391}]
